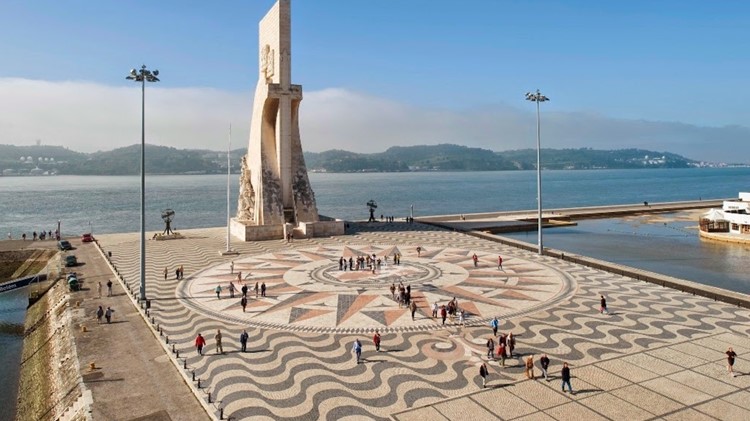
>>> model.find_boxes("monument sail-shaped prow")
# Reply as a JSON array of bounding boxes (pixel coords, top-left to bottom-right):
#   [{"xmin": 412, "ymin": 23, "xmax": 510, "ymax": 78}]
[
  {"xmin": 237, "ymin": 0, "xmax": 318, "ymax": 226},
  {"xmin": 233, "ymin": 0, "xmax": 341, "ymax": 241}
]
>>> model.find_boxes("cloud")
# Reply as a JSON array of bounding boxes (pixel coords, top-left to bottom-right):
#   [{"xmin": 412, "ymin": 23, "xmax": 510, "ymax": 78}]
[{"xmin": 1, "ymin": 78, "xmax": 747, "ymax": 163}]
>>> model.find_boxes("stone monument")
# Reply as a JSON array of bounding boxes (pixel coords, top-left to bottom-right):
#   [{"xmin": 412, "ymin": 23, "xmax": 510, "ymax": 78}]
[{"xmin": 231, "ymin": 0, "xmax": 343, "ymax": 241}]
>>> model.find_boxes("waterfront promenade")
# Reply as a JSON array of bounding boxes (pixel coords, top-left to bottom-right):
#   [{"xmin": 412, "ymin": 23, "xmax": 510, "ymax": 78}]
[{"xmin": 74, "ymin": 220, "xmax": 750, "ymax": 420}]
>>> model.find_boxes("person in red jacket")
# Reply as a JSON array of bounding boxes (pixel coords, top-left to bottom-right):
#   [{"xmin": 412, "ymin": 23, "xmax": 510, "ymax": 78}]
[
  {"xmin": 373, "ymin": 330, "xmax": 381, "ymax": 352},
  {"xmin": 195, "ymin": 333, "xmax": 206, "ymax": 355}
]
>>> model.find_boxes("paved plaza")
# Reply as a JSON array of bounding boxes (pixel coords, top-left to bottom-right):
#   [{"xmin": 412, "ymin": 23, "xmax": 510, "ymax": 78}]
[{"xmin": 99, "ymin": 222, "xmax": 750, "ymax": 420}]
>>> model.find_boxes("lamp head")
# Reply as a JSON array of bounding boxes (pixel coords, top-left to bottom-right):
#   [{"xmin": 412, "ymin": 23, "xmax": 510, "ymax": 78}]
[
  {"xmin": 153, "ymin": 70, "xmax": 159, "ymax": 76},
  {"xmin": 130, "ymin": 69, "xmax": 137, "ymax": 76}
]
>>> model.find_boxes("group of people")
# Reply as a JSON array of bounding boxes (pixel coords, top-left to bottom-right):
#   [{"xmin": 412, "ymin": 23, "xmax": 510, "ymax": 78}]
[
  {"xmin": 8, "ymin": 229, "xmax": 60, "ymax": 241},
  {"xmin": 432, "ymin": 297, "xmax": 464, "ymax": 325},
  {"xmin": 216, "ymin": 280, "xmax": 266, "ymax": 302},
  {"xmin": 95, "ymin": 305, "xmax": 115, "ymax": 324},
  {"xmin": 164, "ymin": 266, "xmax": 185, "ymax": 280}
]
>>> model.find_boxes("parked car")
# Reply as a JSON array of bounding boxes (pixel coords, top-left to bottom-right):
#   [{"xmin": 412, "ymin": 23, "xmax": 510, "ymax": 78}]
[
  {"xmin": 65, "ymin": 255, "xmax": 78, "ymax": 267},
  {"xmin": 58, "ymin": 240, "xmax": 72, "ymax": 250},
  {"xmin": 81, "ymin": 233, "xmax": 94, "ymax": 243}
]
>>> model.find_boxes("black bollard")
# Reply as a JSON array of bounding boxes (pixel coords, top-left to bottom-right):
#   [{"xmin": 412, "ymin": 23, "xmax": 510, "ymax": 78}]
[
  {"xmin": 166, "ymin": 336, "xmax": 169, "ymax": 344},
  {"xmin": 172, "ymin": 344, "xmax": 176, "ymax": 353},
  {"xmin": 183, "ymin": 359, "xmax": 187, "ymax": 369},
  {"xmin": 192, "ymin": 371, "xmax": 195, "ymax": 381},
  {"xmin": 197, "ymin": 378, "xmax": 201, "ymax": 388},
  {"xmin": 208, "ymin": 392, "xmax": 212, "ymax": 403},
  {"xmin": 220, "ymin": 408, "xmax": 224, "ymax": 420},
  {"xmin": 176, "ymin": 350, "xmax": 180, "ymax": 358}
]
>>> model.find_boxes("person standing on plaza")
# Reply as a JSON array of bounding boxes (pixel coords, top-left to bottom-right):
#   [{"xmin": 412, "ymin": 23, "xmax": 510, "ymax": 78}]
[
  {"xmin": 95, "ymin": 305, "xmax": 104, "ymax": 324},
  {"xmin": 540, "ymin": 354, "xmax": 550, "ymax": 381},
  {"xmin": 215, "ymin": 329, "xmax": 224, "ymax": 354},
  {"xmin": 228, "ymin": 282, "xmax": 236, "ymax": 298},
  {"xmin": 240, "ymin": 296, "xmax": 247, "ymax": 312},
  {"xmin": 440, "ymin": 305, "xmax": 447, "ymax": 325},
  {"xmin": 106, "ymin": 279, "xmax": 113, "ymax": 297},
  {"xmin": 479, "ymin": 362, "xmax": 489, "ymax": 388},
  {"xmin": 164, "ymin": 267, "xmax": 168, "ymax": 280},
  {"xmin": 472, "ymin": 253, "xmax": 479, "ymax": 267},
  {"xmin": 352, "ymin": 338, "xmax": 362, "ymax": 364},
  {"xmin": 215, "ymin": 284, "xmax": 222, "ymax": 299},
  {"xmin": 507, "ymin": 332, "xmax": 515, "ymax": 358},
  {"xmin": 239, "ymin": 330, "xmax": 249, "ymax": 352},
  {"xmin": 179, "ymin": 265, "xmax": 184, "ymax": 279},
  {"xmin": 105, "ymin": 306, "xmax": 114, "ymax": 323},
  {"xmin": 416, "ymin": 246, "xmax": 422, "ymax": 257},
  {"xmin": 175, "ymin": 267, "xmax": 180, "ymax": 280},
  {"xmin": 390, "ymin": 283, "xmax": 396, "ymax": 301},
  {"xmin": 410, "ymin": 300, "xmax": 418, "ymax": 321},
  {"xmin": 561, "ymin": 362, "xmax": 574, "ymax": 393},
  {"xmin": 497, "ymin": 255, "xmax": 503, "ymax": 270},
  {"xmin": 254, "ymin": 281, "xmax": 259, "ymax": 298},
  {"xmin": 241, "ymin": 283, "xmax": 248, "ymax": 298},
  {"xmin": 459, "ymin": 309, "xmax": 465, "ymax": 325},
  {"xmin": 600, "ymin": 295, "xmax": 609, "ymax": 315},
  {"xmin": 97, "ymin": 281, "xmax": 102, "ymax": 298},
  {"xmin": 525, "ymin": 355, "xmax": 535, "ymax": 379},
  {"xmin": 727, "ymin": 347, "xmax": 738, "ymax": 377},
  {"xmin": 230, "ymin": 261, "xmax": 234, "ymax": 274},
  {"xmin": 497, "ymin": 341, "xmax": 507, "ymax": 367},
  {"xmin": 261, "ymin": 282, "xmax": 267, "ymax": 297},
  {"xmin": 432, "ymin": 302, "xmax": 439, "ymax": 318},
  {"xmin": 373, "ymin": 330, "xmax": 381, "ymax": 352},
  {"xmin": 195, "ymin": 333, "xmax": 206, "ymax": 355},
  {"xmin": 486, "ymin": 337, "xmax": 495, "ymax": 359},
  {"xmin": 490, "ymin": 317, "xmax": 499, "ymax": 337}
]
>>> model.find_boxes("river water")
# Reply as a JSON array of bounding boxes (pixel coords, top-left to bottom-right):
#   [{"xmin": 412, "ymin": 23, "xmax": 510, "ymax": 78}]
[{"xmin": 1, "ymin": 167, "xmax": 750, "ymax": 418}]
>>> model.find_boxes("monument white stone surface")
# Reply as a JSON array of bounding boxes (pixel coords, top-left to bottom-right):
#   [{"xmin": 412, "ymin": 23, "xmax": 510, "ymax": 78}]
[{"xmin": 232, "ymin": 0, "xmax": 343, "ymax": 241}]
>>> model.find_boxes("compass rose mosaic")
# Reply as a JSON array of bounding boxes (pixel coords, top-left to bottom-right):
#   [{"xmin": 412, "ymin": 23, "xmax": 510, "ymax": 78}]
[{"xmin": 177, "ymin": 245, "xmax": 575, "ymax": 333}]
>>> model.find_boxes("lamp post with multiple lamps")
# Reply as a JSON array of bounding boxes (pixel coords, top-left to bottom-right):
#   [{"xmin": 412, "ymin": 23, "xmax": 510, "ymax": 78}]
[
  {"xmin": 126, "ymin": 65, "xmax": 160, "ymax": 301},
  {"xmin": 525, "ymin": 89, "xmax": 549, "ymax": 255}
]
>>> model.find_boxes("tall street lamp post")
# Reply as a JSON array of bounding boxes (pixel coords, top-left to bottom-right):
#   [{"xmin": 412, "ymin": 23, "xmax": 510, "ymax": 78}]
[
  {"xmin": 126, "ymin": 65, "xmax": 160, "ymax": 301},
  {"xmin": 525, "ymin": 89, "xmax": 549, "ymax": 255}
]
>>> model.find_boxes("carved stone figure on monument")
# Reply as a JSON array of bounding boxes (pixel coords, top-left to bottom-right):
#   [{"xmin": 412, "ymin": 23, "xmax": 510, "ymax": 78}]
[{"xmin": 236, "ymin": 155, "xmax": 255, "ymax": 221}]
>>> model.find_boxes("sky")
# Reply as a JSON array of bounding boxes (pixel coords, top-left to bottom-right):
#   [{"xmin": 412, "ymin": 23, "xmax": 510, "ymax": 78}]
[{"xmin": 0, "ymin": 0, "xmax": 748, "ymax": 163}]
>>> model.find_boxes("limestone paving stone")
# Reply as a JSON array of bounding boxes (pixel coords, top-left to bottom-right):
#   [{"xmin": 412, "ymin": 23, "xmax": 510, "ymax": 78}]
[
  {"xmin": 666, "ymin": 370, "xmax": 738, "ymax": 397},
  {"xmin": 579, "ymin": 393, "xmax": 654, "ymax": 421},
  {"xmin": 663, "ymin": 408, "xmax": 719, "ymax": 421},
  {"xmin": 512, "ymin": 412, "xmax": 556, "ymax": 421},
  {"xmin": 393, "ymin": 406, "xmax": 450, "ymax": 421},
  {"xmin": 721, "ymin": 390, "xmax": 750, "ymax": 411},
  {"xmin": 618, "ymin": 352, "xmax": 682, "ymax": 376},
  {"xmin": 508, "ymin": 380, "xmax": 571, "ymax": 410},
  {"xmin": 668, "ymin": 342, "xmax": 716, "ymax": 363},
  {"xmin": 573, "ymin": 365, "xmax": 630, "ymax": 391},
  {"xmin": 596, "ymin": 359, "xmax": 659, "ymax": 383},
  {"xmin": 434, "ymin": 397, "xmax": 496, "ymax": 420},
  {"xmin": 647, "ymin": 346, "xmax": 708, "ymax": 368},
  {"xmin": 695, "ymin": 399, "xmax": 750, "ymax": 421},
  {"xmin": 471, "ymin": 389, "xmax": 537, "ymax": 419},
  {"xmin": 610, "ymin": 384, "xmax": 683, "ymax": 416},
  {"xmin": 640, "ymin": 377, "xmax": 713, "ymax": 406},
  {"xmin": 543, "ymin": 402, "xmax": 608, "ymax": 421}
]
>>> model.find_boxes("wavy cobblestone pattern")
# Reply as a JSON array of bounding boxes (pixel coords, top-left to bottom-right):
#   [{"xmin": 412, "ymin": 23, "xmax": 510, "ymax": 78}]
[{"xmin": 100, "ymin": 223, "xmax": 750, "ymax": 420}]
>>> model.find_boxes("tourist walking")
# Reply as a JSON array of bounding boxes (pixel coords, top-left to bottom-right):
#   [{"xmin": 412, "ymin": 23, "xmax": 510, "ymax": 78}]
[
  {"xmin": 254, "ymin": 281, "xmax": 259, "ymax": 298},
  {"xmin": 373, "ymin": 330, "xmax": 381, "ymax": 352},
  {"xmin": 410, "ymin": 300, "xmax": 418, "ymax": 320},
  {"xmin": 432, "ymin": 302, "xmax": 439, "ymax": 318},
  {"xmin": 104, "ymin": 306, "xmax": 114, "ymax": 323},
  {"xmin": 440, "ymin": 305, "xmax": 447, "ymax": 325},
  {"xmin": 390, "ymin": 283, "xmax": 396, "ymax": 301},
  {"xmin": 352, "ymin": 339, "xmax": 362, "ymax": 364},
  {"xmin": 95, "ymin": 305, "xmax": 104, "ymax": 324},
  {"xmin": 164, "ymin": 267, "xmax": 168, "ymax": 280},
  {"xmin": 459, "ymin": 309, "xmax": 465, "ymax": 325},
  {"xmin": 486, "ymin": 337, "xmax": 495, "ymax": 359},
  {"xmin": 195, "ymin": 333, "xmax": 206, "ymax": 355},
  {"xmin": 416, "ymin": 246, "xmax": 422, "ymax": 257},
  {"xmin": 497, "ymin": 341, "xmax": 507, "ymax": 367},
  {"xmin": 540, "ymin": 354, "xmax": 550, "ymax": 381},
  {"xmin": 240, "ymin": 330, "xmax": 249, "ymax": 352},
  {"xmin": 479, "ymin": 362, "xmax": 489, "ymax": 388},
  {"xmin": 215, "ymin": 329, "xmax": 224, "ymax": 354},
  {"xmin": 97, "ymin": 281, "xmax": 102, "ymax": 298},
  {"xmin": 215, "ymin": 284, "xmax": 222, "ymax": 299},
  {"xmin": 600, "ymin": 295, "xmax": 609, "ymax": 314},
  {"xmin": 261, "ymin": 282, "xmax": 266, "ymax": 297},
  {"xmin": 106, "ymin": 279, "xmax": 113, "ymax": 297},
  {"xmin": 230, "ymin": 261, "xmax": 234, "ymax": 274},
  {"xmin": 727, "ymin": 347, "xmax": 738, "ymax": 377},
  {"xmin": 175, "ymin": 267, "xmax": 180, "ymax": 280},
  {"xmin": 561, "ymin": 362, "xmax": 574, "ymax": 393},
  {"xmin": 240, "ymin": 296, "xmax": 247, "ymax": 312},
  {"xmin": 472, "ymin": 253, "xmax": 479, "ymax": 267},
  {"xmin": 497, "ymin": 255, "xmax": 503, "ymax": 270},
  {"xmin": 525, "ymin": 355, "xmax": 535, "ymax": 379},
  {"xmin": 490, "ymin": 317, "xmax": 499, "ymax": 336},
  {"xmin": 179, "ymin": 265, "xmax": 184, "ymax": 279},
  {"xmin": 241, "ymin": 283, "xmax": 248, "ymax": 298},
  {"xmin": 228, "ymin": 282, "xmax": 236, "ymax": 298},
  {"xmin": 507, "ymin": 332, "xmax": 515, "ymax": 357}
]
